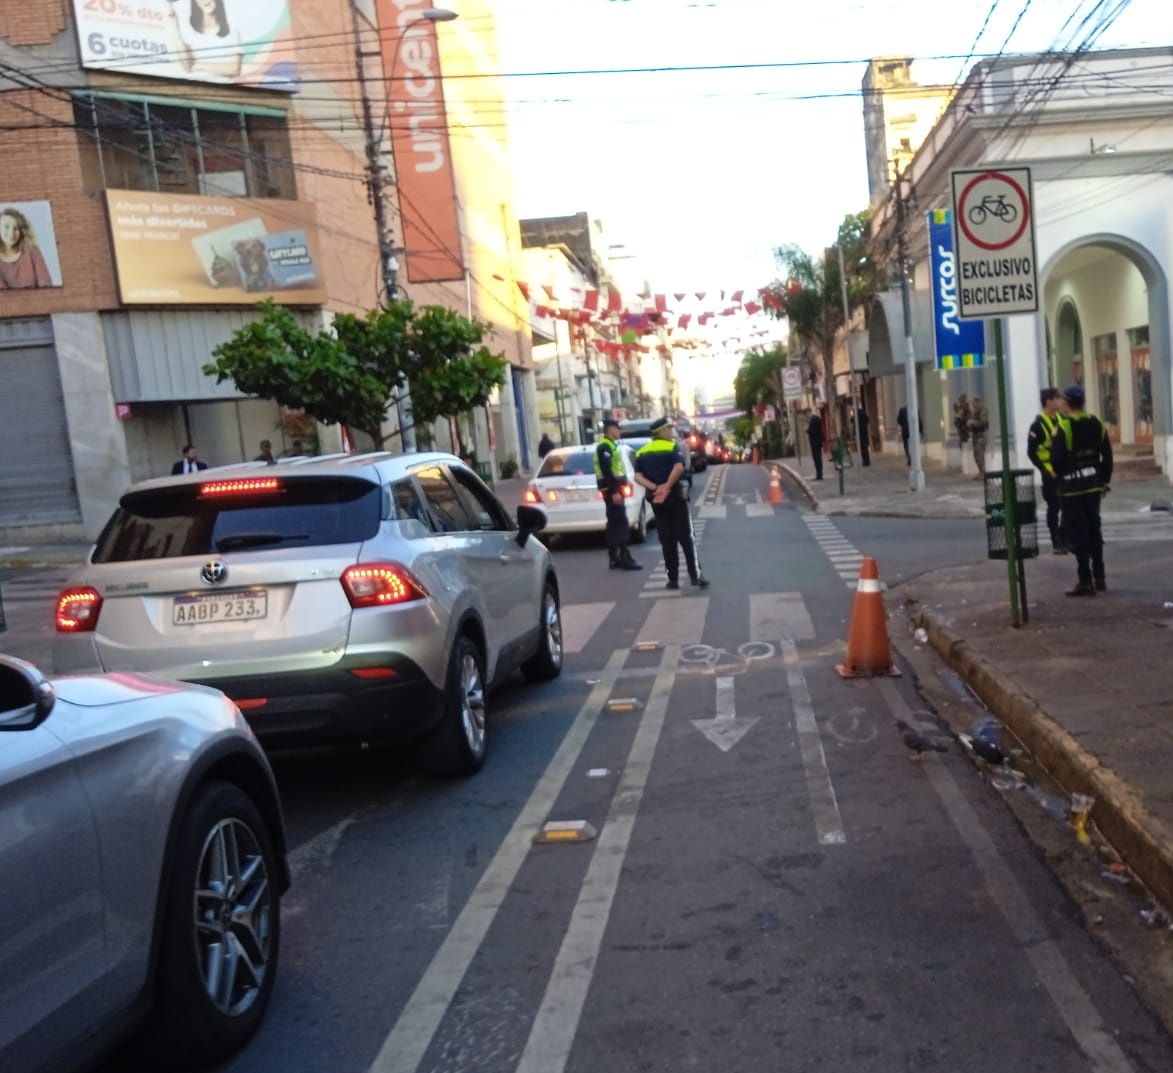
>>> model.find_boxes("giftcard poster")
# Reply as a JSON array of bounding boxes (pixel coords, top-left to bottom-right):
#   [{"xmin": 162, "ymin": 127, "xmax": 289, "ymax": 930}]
[
  {"xmin": 105, "ymin": 191, "xmax": 327, "ymax": 306},
  {"xmin": 73, "ymin": 0, "xmax": 297, "ymax": 90}
]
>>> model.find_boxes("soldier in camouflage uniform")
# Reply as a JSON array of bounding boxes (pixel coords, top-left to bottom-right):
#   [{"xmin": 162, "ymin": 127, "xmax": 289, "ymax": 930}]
[{"xmin": 969, "ymin": 396, "xmax": 989, "ymax": 478}]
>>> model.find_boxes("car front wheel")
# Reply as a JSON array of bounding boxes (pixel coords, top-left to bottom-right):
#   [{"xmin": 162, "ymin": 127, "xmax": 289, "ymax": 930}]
[
  {"xmin": 421, "ymin": 634, "xmax": 487, "ymax": 776},
  {"xmin": 521, "ymin": 580, "xmax": 563, "ymax": 682},
  {"xmin": 143, "ymin": 780, "xmax": 280, "ymax": 1066}
]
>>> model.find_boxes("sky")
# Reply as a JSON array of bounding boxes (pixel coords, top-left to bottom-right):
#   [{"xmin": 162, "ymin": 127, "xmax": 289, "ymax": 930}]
[{"xmin": 480, "ymin": 0, "xmax": 1163, "ymax": 296}]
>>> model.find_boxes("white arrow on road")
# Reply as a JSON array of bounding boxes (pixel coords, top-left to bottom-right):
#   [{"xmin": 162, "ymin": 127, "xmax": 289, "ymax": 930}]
[{"xmin": 692, "ymin": 675, "xmax": 759, "ymax": 751}]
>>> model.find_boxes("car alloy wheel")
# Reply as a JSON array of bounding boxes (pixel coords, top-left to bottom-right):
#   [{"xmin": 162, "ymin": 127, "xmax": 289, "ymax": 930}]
[
  {"xmin": 521, "ymin": 581, "xmax": 563, "ymax": 683},
  {"xmin": 194, "ymin": 816, "xmax": 276, "ymax": 1017},
  {"xmin": 458, "ymin": 645, "xmax": 487, "ymax": 757}
]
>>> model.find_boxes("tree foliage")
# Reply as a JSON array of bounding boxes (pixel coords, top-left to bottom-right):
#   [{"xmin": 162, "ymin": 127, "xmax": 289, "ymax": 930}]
[
  {"xmin": 757, "ymin": 209, "xmax": 879, "ymax": 436},
  {"xmin": 204, "ymin": 300, "xmax": 507, "ymax": 450},
  {"xmin": 734, "ymin": 345, "xmax": 785, "ymax": 414}
]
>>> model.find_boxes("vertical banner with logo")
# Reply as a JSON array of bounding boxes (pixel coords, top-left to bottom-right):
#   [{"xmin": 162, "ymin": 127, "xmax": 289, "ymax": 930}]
[
  {"xmin": 928, "ymin": 209, "xmax": 985, "ymax": 370},
  {"xmin": 376, "ymin": 0, "xmax": 465, "ymax": 283}
]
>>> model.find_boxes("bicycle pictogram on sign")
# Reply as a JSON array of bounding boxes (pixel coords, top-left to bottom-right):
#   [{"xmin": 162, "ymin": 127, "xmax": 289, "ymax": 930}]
[{"xmin": 957, "ymin": 171, "xmax": 1030, "ymax": 251}]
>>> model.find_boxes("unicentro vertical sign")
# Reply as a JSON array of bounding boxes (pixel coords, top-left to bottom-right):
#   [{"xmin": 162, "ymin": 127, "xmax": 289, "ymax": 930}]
[
  {"xmin": 378, "ymin": 0, "xmax": 466, "ymax": 283},
  {"xmin": 928, "ymin": 208, "xmax": 985, "ymax": 370}
]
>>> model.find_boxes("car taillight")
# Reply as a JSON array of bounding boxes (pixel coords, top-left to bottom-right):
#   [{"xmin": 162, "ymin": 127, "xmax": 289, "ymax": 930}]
[
  {"xmin": 545, "ymin": 489, "xmax": 559, "ymax": 503},
  {"xmin": 56, "ymin": 587, "xmax": 103, "ymax": 632},
  {"xmin": 524, "ymin": 488, "xmax": 540, "ymax": 504},
  {"xmin": 200, "ymin": 477, "xmax": 282, "ymax": 497},
  {"xmin": 622, "ymin": 483, "xmax": 634, "ymax": 498},
  {"xmin": 341, "ymin": 563, "xmax": 427, "ymax": 608}
]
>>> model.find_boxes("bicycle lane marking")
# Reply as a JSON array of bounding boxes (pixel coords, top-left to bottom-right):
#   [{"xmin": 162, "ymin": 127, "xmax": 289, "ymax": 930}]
[
  {"xmin": 365, "ymin": 649, "xmax": 629, "ymax": 1073},
  {"xmin": 514, "ymin": 645, "xmax": 680, "ymax": 1073}
]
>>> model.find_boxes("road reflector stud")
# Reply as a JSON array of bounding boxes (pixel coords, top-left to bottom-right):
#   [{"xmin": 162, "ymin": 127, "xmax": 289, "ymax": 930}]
[
  {"xmin": 606, "ymin": 697, "xmax": 642, "ymax": 712},
  {"xmin": 534, "ymin": 820, "xmax": 598, "ymax": 844},
  {"xmin": 634, "ymin": 641, "xmax": 662, "ymax": 652}
]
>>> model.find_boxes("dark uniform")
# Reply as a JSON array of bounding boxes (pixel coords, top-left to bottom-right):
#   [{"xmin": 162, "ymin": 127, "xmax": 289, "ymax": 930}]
[
  {"xmin": 634, "ymin": 433, "xmax": 707, "ymax": 589},
  {"xmin": 595, "ymin": 432, "xmax": 640, "ymax": 570},
  {"xmin": 1050, "ymin": 386, "xmax": 1112, "ymax": 596},
  {"xmin": 1026, "ymin": 404, "xmax": 1064, "ymax": 553}
]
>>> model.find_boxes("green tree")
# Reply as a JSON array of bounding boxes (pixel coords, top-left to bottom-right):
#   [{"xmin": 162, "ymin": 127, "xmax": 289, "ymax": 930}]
[
  {"xmin": 734, "ymin": 345, "xmax": 788, "ymax": 457},
  {"xmin": 204, "ymin": 300, "xmax": 507, "ymax": 450}
]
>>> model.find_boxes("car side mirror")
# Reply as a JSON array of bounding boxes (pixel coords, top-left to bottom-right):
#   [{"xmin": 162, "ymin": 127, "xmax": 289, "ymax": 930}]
[
  {"xmin": 515, "ymin": 504, "xmax": 548, "ymax": 547},
  {"xmin": 0, "ymin": 656, "xmax": 56, "ymax": 730}
]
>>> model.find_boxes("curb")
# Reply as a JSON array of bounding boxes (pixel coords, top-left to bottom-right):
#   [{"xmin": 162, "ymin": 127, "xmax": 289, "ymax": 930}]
[
  {"xmin": 915, "ymin": 604, "xmax": 1173, "ymax": 915},
  {"xmin": 774, "ymin": 463, "xmax": 818, "ymax": 508}
]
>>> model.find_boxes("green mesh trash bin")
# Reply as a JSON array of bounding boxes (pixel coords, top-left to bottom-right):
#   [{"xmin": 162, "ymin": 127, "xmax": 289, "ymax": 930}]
[{"xmin": 984, "ymin": 469, "xmax": 1039, "ymax": 560}]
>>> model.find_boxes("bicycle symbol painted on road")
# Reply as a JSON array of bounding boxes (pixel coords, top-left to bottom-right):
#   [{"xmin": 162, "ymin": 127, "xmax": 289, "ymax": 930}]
[{"xmin": 679, "ymin": 641, "xmax": 776, "ymax": 675}]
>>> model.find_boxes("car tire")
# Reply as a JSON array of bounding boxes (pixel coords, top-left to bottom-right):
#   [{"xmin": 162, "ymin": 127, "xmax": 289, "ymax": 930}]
[
  {"xmin": 141, "ymin": 780, "xmax": 280, "ymax": 1066},
  {"xmin": 631, "ymin": 501, "xmax": 648, "ymax": 543},
  {"xmin": 521, "ymin": 580, "xmax": 563, "ymax": 683},
  {"xmin": 420, "ymin": 634, "xmax": 488, "ymax": 776}
]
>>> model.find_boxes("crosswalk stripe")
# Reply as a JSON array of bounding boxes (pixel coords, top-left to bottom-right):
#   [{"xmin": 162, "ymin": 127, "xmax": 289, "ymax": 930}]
[{"xmin": 560, "ymin": 603, "xmax": 615, "ymax": 654}]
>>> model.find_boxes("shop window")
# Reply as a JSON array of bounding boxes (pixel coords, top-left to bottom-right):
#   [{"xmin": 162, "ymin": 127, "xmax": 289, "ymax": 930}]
[{"xmin": 72, "ymin": 94, "xmax": 295, "ymax": 199}]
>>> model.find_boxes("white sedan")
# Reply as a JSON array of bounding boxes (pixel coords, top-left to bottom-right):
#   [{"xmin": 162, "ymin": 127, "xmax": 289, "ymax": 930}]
[{"xmin": 525, "ymin": 444, "xmax": 651, "ymax": 542}]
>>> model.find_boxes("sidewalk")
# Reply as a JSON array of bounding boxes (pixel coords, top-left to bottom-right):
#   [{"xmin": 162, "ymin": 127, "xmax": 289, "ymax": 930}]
[{"xmin": 782, "ymin": 447, "xmax": 1173, "ymax": 916}]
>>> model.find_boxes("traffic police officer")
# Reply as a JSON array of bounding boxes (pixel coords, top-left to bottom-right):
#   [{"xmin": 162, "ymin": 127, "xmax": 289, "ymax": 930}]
[
  {"xmin": 1026, "ymin": 387, "xmax": 1067, "ymax": 554},
  {"xmin": 595, "ymin": 417, "xmax": 641, "ymax": 571},
  {"xmin": 1049, "ymin": 384, "xmax": 1112, "ymax": 596},
  {"xmin": 633, "ymin": 416, "xmax": 709, "ymax": 590}
]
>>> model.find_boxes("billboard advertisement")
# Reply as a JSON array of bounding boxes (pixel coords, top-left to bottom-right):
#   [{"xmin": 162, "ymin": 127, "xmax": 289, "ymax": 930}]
[
  {"xmin": 376, "ymin": 0, "xmax": 465, "ymax": 283},
  {"xmin": 72, "ymin": 0, "xmax": 297, "ymax": 90},
  {"xmin": 105, "ymin": 191, "xmax": 327, "ymax": 306},
  {"xmin": 928, "ymin": 208, "xmax": 985, "ymax": 370},
  {"xmin": 0, "ymin": 200, "xmax": 63, "ymax": 289}
]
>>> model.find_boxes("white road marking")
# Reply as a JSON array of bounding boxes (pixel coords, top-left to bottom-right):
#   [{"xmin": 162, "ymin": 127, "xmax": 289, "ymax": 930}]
[
  {"xmin": 514, "ymin": 646, "xmax": 681, "ymax": 1073},
  {"xmin": 750, "ymin": 592, "xmax": 815, "ymax": 642},
  {"xmin": 699, "ymin": 505, "xmax": 727, "ymax": 518},
  {"xmin": 560, "ymin": 602, "xmax": 614, "ymax": 654},
  {"xmin": 692, "ymin": 674, "xmax": 759, "ymax": 751},
  {"xmin": 782, "ymin": 637, "xmax": 846, "ymax": 845},
  {"xmin": 744, "ymin": 503, "xmax": 776, "ymax": 517},
  {"xmin": 365, "ymin": 651, "xmax": 629, "ymax": 1073},
  {"xmin": 874, "ymin": 679, "xmax": 1138, "ymax": 1073},
  {"xmin": 637, "ymin": 597, "xmax": 710, "ymax": 643}
]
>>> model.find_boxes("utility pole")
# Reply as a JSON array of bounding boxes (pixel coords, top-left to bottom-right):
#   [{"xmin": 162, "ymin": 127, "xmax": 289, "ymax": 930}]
[
  {"xmin": 351, "ymin": 2, "xmax": 416, "ymax": 451},
  {"xmin": 837, "ymin": 240, "xmax": 864, "ymax": 486},
  {"xmin": 893, "ymin": 167, "xmax": 924, "ymax": 492}
]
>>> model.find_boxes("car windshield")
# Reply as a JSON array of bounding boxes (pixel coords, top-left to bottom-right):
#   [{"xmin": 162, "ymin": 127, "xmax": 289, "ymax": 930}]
[
  {"xmin": 92, "ymin": 476, "xmax": 382, "ymax": 562},
  {"xmin": 537, "ymin": 451, "xmax": 597, "ymax": 478}
]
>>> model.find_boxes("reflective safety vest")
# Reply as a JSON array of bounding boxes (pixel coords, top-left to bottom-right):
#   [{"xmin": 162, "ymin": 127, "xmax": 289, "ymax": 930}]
[
  {"xmin": 634, "ymin": 437, "xmax": 681, "ymax": 490},
  {"xmin": 1035, "ymin": 410, "xmax": 1058, "ymax": 471},
  {"xmin": 1054, "ymin": 412, "xmax": 1107, "ymax": 496},
  {"xmin": 594, "ymin": 436, "xmax": 620, "ymax": 489}
]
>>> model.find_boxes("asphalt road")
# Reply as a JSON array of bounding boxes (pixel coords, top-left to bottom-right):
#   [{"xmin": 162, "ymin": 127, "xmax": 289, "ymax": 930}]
[{"xmin": 9, "ymin": 463, "xmax": 1173, "ymax": 1072}]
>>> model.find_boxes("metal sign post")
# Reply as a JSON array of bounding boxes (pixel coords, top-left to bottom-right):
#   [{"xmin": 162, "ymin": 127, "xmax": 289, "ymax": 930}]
[{"xmin": 951, "ymin": 166, "xmax": 1040, "ymax": 627}]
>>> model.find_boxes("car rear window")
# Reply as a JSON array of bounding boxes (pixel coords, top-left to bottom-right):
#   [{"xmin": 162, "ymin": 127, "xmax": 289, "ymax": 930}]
[
  {"xmin": 538, "ymin": 451, "xmax": 597, "ymax": 477},
  {"xmin": 92, "ymin": 476, "xmax": 382, "ymax": 562}
]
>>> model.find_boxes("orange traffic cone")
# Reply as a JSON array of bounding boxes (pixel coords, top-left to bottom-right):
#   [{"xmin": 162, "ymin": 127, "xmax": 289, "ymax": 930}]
[
  {"xmin": 836, "ymin": 557, "xmax": 900, "ymax": 678},
  {"xmin": 766, "ymin": 468, "xmax": 785, "ymax": 505}
]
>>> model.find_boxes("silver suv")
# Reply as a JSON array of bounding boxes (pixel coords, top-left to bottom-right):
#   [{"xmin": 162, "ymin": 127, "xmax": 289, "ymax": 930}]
[{"xmin": 53, "ymin": 452, "xmax": 562, "ymax": 775}]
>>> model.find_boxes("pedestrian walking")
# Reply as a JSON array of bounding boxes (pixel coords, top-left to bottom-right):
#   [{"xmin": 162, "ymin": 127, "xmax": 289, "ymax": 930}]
[
  {"xmin": 969, "ymin": 396, "xmax": 990, "ymax": 478},
  {"xmin": 595, "ymin": 418, "xmax": 641, "ymax": 571},
  {"xmin": 634, "ymin": 416, "xmax": 708, "ymax": 590},
  {"xmin": 1050, "ymin": 383, "xmax": 1112, "ymax": 596},
  {"xmin": 807, "ymin": 410, "xmax": 825, "ymax": 481},
  {"xmin": 171, "ymin": 444, "xmax": 208, "ymax": 475},
  {"xmin": 895, "ymin": 405, "xmax": 922, "ymax": 465},
  {"xmin": 855, "ymin": 402, "xmax": 870, "ymax": 467},
  {"xmin": 1026, "ymin": 388, "xmax": 1067, "ymax": 555},
  {"xmin": 255, "ymin": 439, "xmax": 276, "ymax": 464},
  {"xmin": 538, "ymin": 432, "xmax": 555, "ymax": 458}
]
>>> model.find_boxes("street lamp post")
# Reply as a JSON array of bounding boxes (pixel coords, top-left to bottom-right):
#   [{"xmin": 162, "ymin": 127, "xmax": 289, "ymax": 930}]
[{"xmin": 351, "ymin": 5, "xmax": 458, "ymax": 452}]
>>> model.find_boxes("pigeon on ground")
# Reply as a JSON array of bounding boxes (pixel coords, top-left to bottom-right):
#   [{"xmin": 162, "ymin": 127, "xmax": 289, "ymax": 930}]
[{"xmin": 895, "ymin": 719, "xmax": 949, "ymax": 759}]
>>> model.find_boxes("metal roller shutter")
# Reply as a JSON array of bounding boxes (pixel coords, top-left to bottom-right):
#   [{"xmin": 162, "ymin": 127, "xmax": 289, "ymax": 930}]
[{"xmin": 0, "ymin": 319, "xmax": 80, "ymax": 525}]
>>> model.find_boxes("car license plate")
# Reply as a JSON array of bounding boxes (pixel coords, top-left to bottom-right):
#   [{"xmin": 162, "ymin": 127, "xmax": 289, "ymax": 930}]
[
  {"xmin": 564, "ymin": 489, "xmax": 593, "ymax": 503},
  {"xmin": 173, "ymin": 590, "xmax": 267, "ymax": 625}
]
